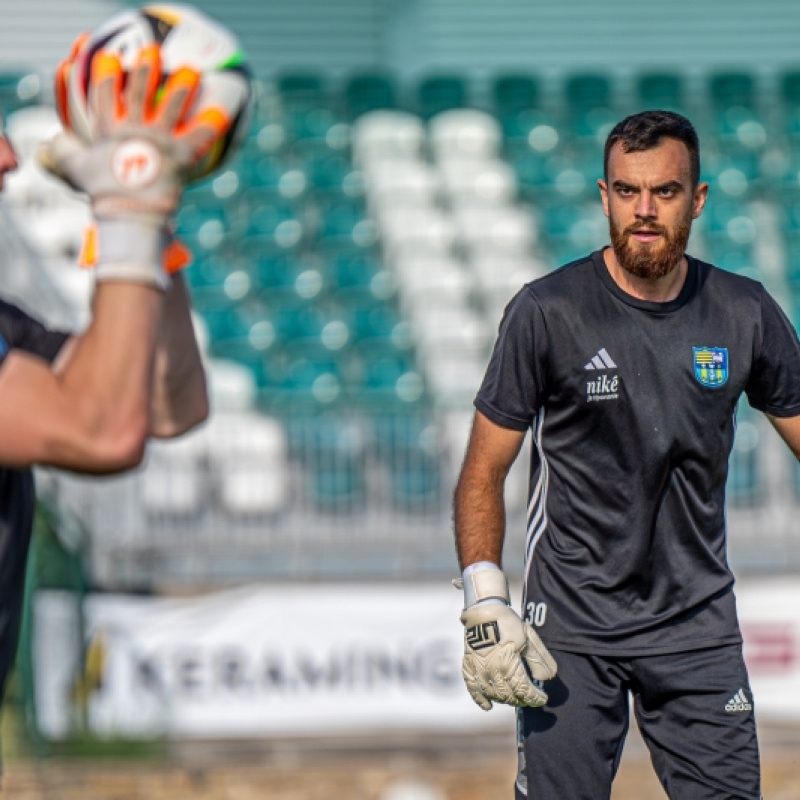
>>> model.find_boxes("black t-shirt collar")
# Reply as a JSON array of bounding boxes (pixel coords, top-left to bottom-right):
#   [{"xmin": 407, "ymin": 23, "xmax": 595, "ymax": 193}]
[{"xmin": 592, "ymin": 247, "xmax": 698, "ymax": 313}]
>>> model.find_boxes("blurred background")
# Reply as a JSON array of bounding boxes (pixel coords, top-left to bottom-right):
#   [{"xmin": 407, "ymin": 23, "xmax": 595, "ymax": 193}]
[{"xmin": 1, "ymin": 0, "xmax": 800, "ymax": 797}]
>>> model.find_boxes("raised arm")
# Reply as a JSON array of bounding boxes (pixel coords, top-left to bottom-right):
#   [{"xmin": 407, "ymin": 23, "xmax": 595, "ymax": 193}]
[
  {"xmin": 453, "ymin": 409, "xmax": 527, "ymax": 568},
  {"xmin": 148, "ymin": 271, "xmax": 208, "ymax": 438},
  {"xmin": 0, "ymin": 45, "xmax": 226, "ymax": 473}
]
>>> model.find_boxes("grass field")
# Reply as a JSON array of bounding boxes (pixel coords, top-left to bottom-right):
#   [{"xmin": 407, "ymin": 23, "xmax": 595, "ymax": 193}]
[{"xmin": 3, "ymin": 722, "xmax": 799, "ymax": 799}]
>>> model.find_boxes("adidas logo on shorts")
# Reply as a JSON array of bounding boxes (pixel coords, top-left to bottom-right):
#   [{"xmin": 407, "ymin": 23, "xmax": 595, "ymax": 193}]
[{"xmin": 725, "ymin": 688, "xmax": 753, "ymax": 713}]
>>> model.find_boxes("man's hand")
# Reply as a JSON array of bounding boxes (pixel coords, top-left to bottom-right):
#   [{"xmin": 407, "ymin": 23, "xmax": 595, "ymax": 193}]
[
  {"xmin": 39, "ymin": 44, "xmax": 229, "ymax": 288},
  {"xmin": 457, "ymin": 564, "xmax": 557, "ymax": 711}
]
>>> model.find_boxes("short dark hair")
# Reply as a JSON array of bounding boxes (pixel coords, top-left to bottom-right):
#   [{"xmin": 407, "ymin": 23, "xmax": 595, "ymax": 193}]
[{"xmin": 603, "ymin": 110, "xmax": 701, "ymax": 187}]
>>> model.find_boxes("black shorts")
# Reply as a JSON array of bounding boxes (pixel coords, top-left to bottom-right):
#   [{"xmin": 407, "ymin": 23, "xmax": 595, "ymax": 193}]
[{"xmin": 515, "ymin": 644, "xmax": 761, "ymax": 800}]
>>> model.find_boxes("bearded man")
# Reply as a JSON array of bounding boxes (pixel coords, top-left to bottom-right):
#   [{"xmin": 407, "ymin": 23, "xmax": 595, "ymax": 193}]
[{"xmin": 452, "ymin": 110, "xmax": 800, "ymax": 799}]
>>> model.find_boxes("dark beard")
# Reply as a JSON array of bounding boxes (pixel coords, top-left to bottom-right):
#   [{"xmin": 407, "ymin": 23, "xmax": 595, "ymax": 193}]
[{"xmin": 609, "ymin": 215, "xmax": 692, "ymax": 280}]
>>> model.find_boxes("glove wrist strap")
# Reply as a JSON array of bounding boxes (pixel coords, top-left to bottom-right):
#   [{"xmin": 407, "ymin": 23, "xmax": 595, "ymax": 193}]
[
  {"xmin": 92, "ymin": 218, "xmax": 170, "ymax": 290},
  {"xmin": 460, "ymin": 563, "xmax": 510, "ymax": 609}
]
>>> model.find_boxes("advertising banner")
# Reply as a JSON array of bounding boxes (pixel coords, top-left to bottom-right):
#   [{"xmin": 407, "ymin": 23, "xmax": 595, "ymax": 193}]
[{"xmin": 33, "ymin": 580, "xmax": 800, "ymax": 739}]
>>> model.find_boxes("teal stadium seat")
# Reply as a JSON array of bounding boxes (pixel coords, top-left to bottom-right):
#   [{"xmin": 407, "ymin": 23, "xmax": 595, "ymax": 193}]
[
  {"xmin": 374, "ymin": 415, "xmax": 442, "ymax": 512},
  {"xmin": 352, "ymin": 354, "xmax": 426, "ymax": 411},
  {"xmin": 0, "ymin": 69, "xmax": 41, "ymax": 114},
  {"xmin": 313, "ymin": 200, "xmax": 378, "ymax": 256},
  {"xmin": 276, "ymin": 71, "xmax": 326, "ymax": 111},
  {"xmin": 243, "ymin": 201, "xmax": 304, "ymax": 254},
  {"xmin": 780, "ymin": 71, "xmax": 800, "ymax": 146},
  {"xmin": 502, "ymin": 108, "xmax": 562, "ymax": 165},
  {"xmin": 417, "ymin": 75, "xmax": 468, "ymax": 119},
  {"xmin": 707, "ymin": 72, "xmax": 762, "ymax": 140},
  {"xmin": 492, "ymin": 73, "xmax": 540, "ymax": 118},
  {"xmin": 728, "ymin": 400, "xmax": 761, "ymax": 507},
  {"xmin": 564, "ymin": 73, "xmax": 616, "ymax": 146},
  {"xmin": 636, "ymin": 72, "xmax": 686, "ymax": 114},
  {"xmin": 305, "ymin": 153, "xmax": 365, "ymax": 203},
  {"xmin": 302, "ymin": 418, "xmax": 367, "ymax": 512},
  {"xmin": 343, "ymin": 72, "xmax": 397, "ymax": 120}
]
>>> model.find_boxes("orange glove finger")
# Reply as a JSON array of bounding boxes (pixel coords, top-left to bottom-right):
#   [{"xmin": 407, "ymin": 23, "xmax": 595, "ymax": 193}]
[
  {"xmin": 54, "ymin": 32, "xmax": 90, "ymax": 130},
  {"xmin": 89, "ymin": 51, "xmax": 125, "ymax": 138},
  {"xmin": 177, "ymin": 106, "xmax": 231, "ymax": 165},
  {"xmin": 152, "ymin": 66, "xmax": 201, "ymax": 133},
  {"xmin": 124, "ymin": 44, "xmax": 162, "ymax": 126}
]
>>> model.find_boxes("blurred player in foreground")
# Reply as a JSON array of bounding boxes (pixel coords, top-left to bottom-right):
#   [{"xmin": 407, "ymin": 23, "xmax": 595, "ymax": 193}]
[
  {"xmin": 454, "ymin": 110, "xmax": 800, "ymax": 799},
  {"xmin": 0, "ymin": 44, "xmax": 228, "ymax": 753}
]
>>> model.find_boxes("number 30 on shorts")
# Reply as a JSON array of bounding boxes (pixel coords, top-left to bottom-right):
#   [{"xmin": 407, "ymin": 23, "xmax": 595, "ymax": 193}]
[{"xmin": 526, "ymin": 602, "xmax": 548, "ymax": 627}]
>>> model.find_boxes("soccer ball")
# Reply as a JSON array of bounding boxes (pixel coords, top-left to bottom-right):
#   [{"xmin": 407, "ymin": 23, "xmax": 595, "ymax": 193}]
[{"xmin": 60, "ymin": 3, "xmax": 253, "ymax": 182}]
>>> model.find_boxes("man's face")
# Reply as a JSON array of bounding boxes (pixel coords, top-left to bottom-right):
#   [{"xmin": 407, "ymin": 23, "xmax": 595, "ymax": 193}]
[
  {"xmin": 598, "ymin": 138, "xmax": 708, "ymax": 280},
  {"xmin": 0, "ymin": 116, "xmax": 18, "ymax": 194}
]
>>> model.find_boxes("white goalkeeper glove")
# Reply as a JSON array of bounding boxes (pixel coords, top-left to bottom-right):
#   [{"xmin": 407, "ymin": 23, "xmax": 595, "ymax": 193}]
[
  {"xmin": 39, "ymin": 43, "xmax": 229, "ymax": 289},
  {"xmin": 456, "ymin": 562, "xmax": 557, "ymax": 711}
]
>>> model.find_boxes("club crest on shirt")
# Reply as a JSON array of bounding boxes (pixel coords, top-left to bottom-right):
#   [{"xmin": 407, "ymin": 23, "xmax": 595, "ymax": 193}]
[{"xmin": 693, "ymin": 347, "xmax": 728, "ymax": 387}]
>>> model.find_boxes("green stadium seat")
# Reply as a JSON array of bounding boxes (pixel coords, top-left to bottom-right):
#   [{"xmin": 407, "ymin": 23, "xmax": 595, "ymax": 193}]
[
  {"xmin": 374, "ymin": 415, "xmax": 442, "ymax": 512},
  {"xmin": 707, "ymin": 72, "xmax": 763, "ymax": 138},
  {"xmin": 0, "ymin": 69, "xmax": 42, "ymax": 114},
  {"xmin": 636, "ymin": 72, "xmax": 686, "ymax": 114},
  {"xmin": 313, "ymin": 200, "xmax": 378, "ymax": 255},
  {"xmin": 709, "ymin": 72, "xmax": 755, "ymax": 110},
  {"xmin": 502, "ymin": 109, "xmax": 562, "ymax": 163},
  {"xmin": 492, "ymin": 73, "xmax": 540, "ymax": 118},
  {"xmin": 417, "ymin": 75, "xmax": 468, "ymax": 119},
  {"xmin": 301, "ymin": 418, "xmax": 367, "ymax": 511},
  {"xmin": 276, "ymin": 71, "xmax": 326, "ymax": 111},
  {"xmin": 305, "ymin": 153, "xmax": 365, "ymax": 203},
  {"xmin": 343, "ymin": 72, "xmax": 397, "ymax": 119},
  {"xmin": 237, "ymin": 154, "xmax": 307, "ymax": 202},
  {"xmin": 728, "ymin": 400, "xmax": 761, "ymax": 507},
  {"xmin": 564, "ymin": 74, "xmax": 615, "ymax": 144},
  {"xmin": 243, "ymin": 201, "xmax": 305, "ymax": 253}
]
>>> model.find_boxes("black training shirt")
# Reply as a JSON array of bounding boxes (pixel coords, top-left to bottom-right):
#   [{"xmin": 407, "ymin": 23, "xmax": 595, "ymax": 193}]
[
  {"xmin": 476, "ymin": 250, "xmax": 800, "ymax": 656},
  {"xmin": 0, "ymin": 300, "xmax": 68, "ymax": 699}
]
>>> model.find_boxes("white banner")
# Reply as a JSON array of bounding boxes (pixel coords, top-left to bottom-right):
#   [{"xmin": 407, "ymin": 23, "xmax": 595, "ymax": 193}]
[
  {"xmin": 32, "ymin": 579, "xmax": 800, "ymax": 739},
  {"xmin": 34, "ymin": 584, "xmax": 513, "ymax": 739}
]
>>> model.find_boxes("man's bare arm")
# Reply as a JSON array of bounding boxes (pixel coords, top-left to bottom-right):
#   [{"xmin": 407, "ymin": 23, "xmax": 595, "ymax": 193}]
[
  {"xmin": 453, "ymin": 410, "xmax": 526, "ymax": 569},
  {"xmin": 148, "ymin": 272, "xmax": 208, "ymax": 438},
  {"xmin": 0, "ymin": 282, "xmax": 160, "ymax": 472}
]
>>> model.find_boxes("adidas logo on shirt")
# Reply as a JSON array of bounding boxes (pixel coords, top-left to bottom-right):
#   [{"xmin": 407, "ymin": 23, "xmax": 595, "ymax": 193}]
[
  {"xmin": 725, "ymin": 688, "xmax": 753, "ymax": 713},
  {"xmin": 584, "ymin": 348, "xmax": 620, "ymax": 402},
  {"xmin": 584, "ymin": 348, "xmax": 617, "ymax": 370}
]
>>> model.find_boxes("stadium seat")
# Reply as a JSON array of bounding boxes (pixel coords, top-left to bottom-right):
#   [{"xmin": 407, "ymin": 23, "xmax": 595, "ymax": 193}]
[
  {"xmin": 707, "ymin": 72, "xmax": 762, "ymax": 137},
  {"xmin": 453, "ymin": 206, "xmax": 537, "ymax": 257},
  {"xmin": 564, "ymin": 73, "xmax": 616, "ymax": 144},
  {"xmin": 305, "ymin": 153, "xmax": 366, "ymax": 203},
  {"xmin": 365, "ymin": 158, "xmax": 440, "ymax": 212},
  {"xmin": 143, "ymin": 435, "xmax": 206, "ymax": 518},
  {"xmin": 0, "ymin": 68, "xmax": 42, "ymax": 114},
  {"xmin": 379, "ymin": 207, "xmax": 457, "ymax": 260},
  {"xmin": 429, "ymin": 109, "xmax": 502, "ymax": 162},
  {"xmin": 636, "ymin": 72, "xmax": 686, "ymax": 114},
  {"xmin": 492, "ymin": 73, "xmax": 540, "ymax": 118},
  {"xmin": 728, "ymin": 402, "xmax": 761, "ymax": 507},
  {"xmin": 300, "ymin": 417, "xmax": 367, "ymax": 511},
  {"xmin": 780, "ymin": 70, "xmax": 800, "ymax": 142},
  {"xmin": 501, "ymin": 109, "xmax": 562, "ymax": 162},
  {"xmin": 438, "ymin": 158, "xmax": 517, "ymax": 208},
  {"xmin": 314, "ymin": 200, "xmax": 379, "ymax": 255},
  {"xmin": 351, "ymin": 110, "xmax": 426, "ymax": 164},
  {"xmin": 343, "ymin": 71, "xmax": 397, "ymax": 119},
  {"xmin": 243, "ymin": 201, "xmax": 305, "ymax": 253},
  {"xmin": 237, "ymin": 154, "xmax": 307, "ymax": 202},
  {"xmin": 373, "ymin": 415, "xmax": 442, "ymax": 512},
  {"xmin": 416, "ymin": 75, "xmax": 468, "ymax": 119},
  {"xmin": 276, "ymin": 71, "xmax": 326, "ymax": 110},
  {"xmin": 206, "ymin": 412, "xmax": 291, "ymax": 517}
]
